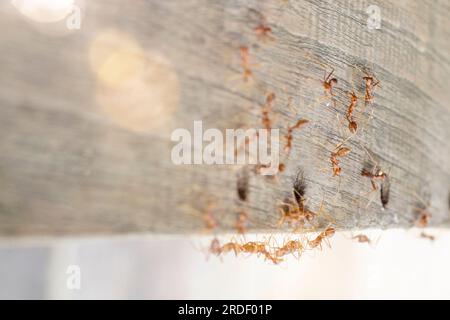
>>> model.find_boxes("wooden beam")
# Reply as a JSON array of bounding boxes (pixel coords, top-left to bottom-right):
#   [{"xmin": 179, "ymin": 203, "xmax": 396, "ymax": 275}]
[{"xmin": 0, "ymin": 0, "xmax": 449, "ymax": 237}]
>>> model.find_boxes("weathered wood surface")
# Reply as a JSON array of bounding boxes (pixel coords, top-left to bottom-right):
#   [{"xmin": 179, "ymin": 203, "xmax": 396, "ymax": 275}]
[{"xmin": 0, "ymin": 0, "xmax": 449, "ymax": 237}]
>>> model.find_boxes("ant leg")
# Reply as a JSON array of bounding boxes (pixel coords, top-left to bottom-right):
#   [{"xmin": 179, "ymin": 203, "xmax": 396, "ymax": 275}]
[
  {"xmin": 325, "ymin": 68, "xmax": 334, "ymax": 82},
  {"xmin": 371, "ymin": 179, "xmax": 377, "ymax": 191}
]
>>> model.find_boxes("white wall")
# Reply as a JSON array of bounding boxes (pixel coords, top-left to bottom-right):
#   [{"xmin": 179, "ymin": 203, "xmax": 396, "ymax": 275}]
[{"xmin": 0, "ymin": 228, "xmax": 449, "ymax": 299}]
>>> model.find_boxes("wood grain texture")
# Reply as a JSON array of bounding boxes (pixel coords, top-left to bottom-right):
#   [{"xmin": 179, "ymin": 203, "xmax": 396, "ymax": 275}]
[{"xmin": 0, "ymin": 0, "xmax": 449, "ymax": 237}]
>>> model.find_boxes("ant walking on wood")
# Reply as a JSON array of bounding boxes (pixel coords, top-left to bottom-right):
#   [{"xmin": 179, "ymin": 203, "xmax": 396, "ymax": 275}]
[
  {"xmin": 410, "ymin": 192, "xmax": 436, "ymax": 241},
  {"xmin": 261, "ymin": 92, "xmax": 276, "ymax": 130},
  {"xmin": 284, "ymin": 118, "xmax": 309, "ymax": 155},
  {"xmin": 323, "ymin": 68, "xmax": 338, "ymax": 97},
  {"xmin": 363, "ymin": 74, "xmax": 380, "ymax": 104},
  {"xmin": 330, "ymin": 146, "xmax": 351, "ymax": 177},
  {"xmin": 239, "ymin": 46, "xmax": 254, "ymax": 82},
  {"xmin": 345, "ymin": 91, "xmax": 359, "ymax": 133}
]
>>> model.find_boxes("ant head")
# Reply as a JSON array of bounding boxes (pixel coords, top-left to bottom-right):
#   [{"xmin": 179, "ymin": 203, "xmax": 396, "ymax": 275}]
[{"xmin": 329, "ymin": 78, "xmax": 338, "ymax": 85}]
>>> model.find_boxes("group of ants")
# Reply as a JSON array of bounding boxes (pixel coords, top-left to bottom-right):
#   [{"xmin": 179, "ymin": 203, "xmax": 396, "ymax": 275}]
[{"xmin": 195, "ymin": 10, "xmax": 436, "ymax": 265}]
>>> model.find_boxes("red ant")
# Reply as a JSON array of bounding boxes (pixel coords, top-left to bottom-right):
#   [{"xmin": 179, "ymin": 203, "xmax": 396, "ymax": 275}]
[
  {"xmin": 330, "ymin": 146, "xmax": 351, "ymax": 177},
  {"xmin": 274, "ymin": 239, "xmax": 304, "ymax": 259},
  {"xmin": 308, "ymin": 226, "xmax": 335, "ymax": 250},
  {"xmin": 239, "ymin": 46, "xmax": 253, "ymax": 82},
  {"xmin": 345, "ymin": 92, "xmax": 358, "ymax": 133},
  {"xmin": 209, "ymin": 238, "xmax": 242, "ymax": 257},
  {"xmin": 210, "ymin": 238, "xmax": 281, "ymax": 264},
  {"xmin": 414, "ymin": 208, "xmax": 432, "ymax": 228},
  {"xmin": 352, "ymin": 234, "xmax": 371, "ymax": 244},
  {"xmin": 411, "ymin": 193, "xmax": 436, "ymax": 241},
  {"xmin": 284, "ymin": 119, "xmax": 309, "ymax": 155},
  {"xmin": 261, "ymin": 92, "xmax": 276, "ymax": 130},
  {"xmin": 363, "ymin": 74, "xmax": 380, "ymax": 103},
  {"xmin": 248, "ymin": 8, "xmax": 274, "ymax": 42},
  {"xmin": 241, "ymin": 241, "xmax": 282, "ymax": 264},
  {"xmin": 323, "ymin": 68, "xmax": 338, "ymax": 97},
  {"xmin": 220, "ymin": 241, "xmax": 242, "ymax": 256}
]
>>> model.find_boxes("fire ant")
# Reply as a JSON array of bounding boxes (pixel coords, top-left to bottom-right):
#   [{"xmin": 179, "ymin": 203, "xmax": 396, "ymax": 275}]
[
  {"xmin": 220, "ymin": 241, "xmax": 242, "ymax": 256},
  {"xmin": 241, "ymin": 241, "xmax": 282, "ymax": 264},
  {"xmin": 345, "ymin": 92, "xmax": 358, "ymax": 133},
  {"xmin": 410, "ymin": 192, "xmax": 437, "ymax": 241},
  {"xmin": 352, "ymin": 234, "xmax": 371, "ymax": 244},
  {"xmin": 363, "ymin": 74, "xmax": 380, "ymax": 103},
  {"xmin": 247, "ymin": 8, "xmax": 274, "ymax": 42},
  {"xmin": 261, "ymin": 92, "xmax": 276, "ymax": 130},
  {"xmin": 209, "ymin": 238, "xmax": 242, "ymax": 257},
  {"xmin": 323, "ymin": 68, "xmax": 338, "ymax": 97},
  {"xmin": 330, "ymin": 146, "xmax": 351, "ymax": 177},
  {"xmin": 211, "ymin": 238, "xmax": 282, "ymax": 264},
  {"xmin": 274, "ymin": 239, "xmax": 304, "ymax": 259},
  {"xmin": 414, "ymin": 208, "xmax": 432, "ymax": 228},
  {"xmin": 308, "ymin": 226, "xmax": 335, "ymax": 250},
  {"xmin": 239, "ymin": 46, "xmax": 253, "ymax": 82},
  {"xmin": 410, "ymin": 191, "xmax": 433, "ymax": 228},
  {"xmin": 284, "ymin": 118, "xmax": 309, "ymax": 155}
]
